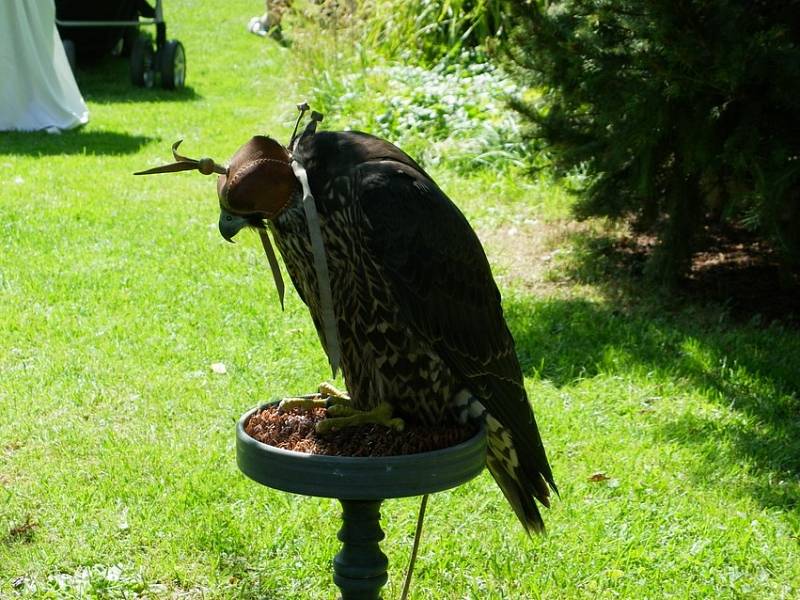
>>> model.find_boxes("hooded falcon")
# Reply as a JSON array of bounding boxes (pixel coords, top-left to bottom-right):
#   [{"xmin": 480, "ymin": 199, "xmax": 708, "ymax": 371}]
[{"xmin": 137, "ymin": 120, "xmax": 557, "ymax": 533}]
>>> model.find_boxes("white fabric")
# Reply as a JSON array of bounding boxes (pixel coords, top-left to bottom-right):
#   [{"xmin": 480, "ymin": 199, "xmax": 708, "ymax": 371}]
[{"xmin": 0, "ymin": 0, "xmax": 89, "ymax": 131}]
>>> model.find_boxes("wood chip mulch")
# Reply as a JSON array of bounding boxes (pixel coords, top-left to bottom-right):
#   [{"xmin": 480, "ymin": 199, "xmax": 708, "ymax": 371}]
[{"xmin": 244, "ymin": 404, "xmax": 477, "ymax": 457}]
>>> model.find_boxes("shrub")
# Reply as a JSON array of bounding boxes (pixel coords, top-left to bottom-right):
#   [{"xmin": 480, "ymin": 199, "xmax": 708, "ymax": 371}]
[
  {"xmin": 505, "ymin": 0, "xmax": 800, "ymax": 285},
  {"xmin": 285, "ymin": 2, "xmax": 526, "ymax": 172},
  {"xmin": 285, "ymin": 0, "xmax": 505, "ymax": 65},
  {"xmin": 308, "ymin": 58, "xmax": 528, "ymax": 171},
  {"xmin": 360, "ymin": 0, "xmax": 506, "ymax": 65}
]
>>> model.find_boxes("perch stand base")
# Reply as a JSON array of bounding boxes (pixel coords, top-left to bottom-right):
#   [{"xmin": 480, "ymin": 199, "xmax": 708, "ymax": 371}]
[{"xmin": 333, "ymin": 499, "xmax": 388, "ymax": 600}]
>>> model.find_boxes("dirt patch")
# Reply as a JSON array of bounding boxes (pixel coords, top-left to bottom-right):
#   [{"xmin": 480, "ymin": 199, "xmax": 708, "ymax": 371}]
[
  {"xmin": 245, "ymin": 403, "xmax": 476, "ymax": 457},
  {"xmin": 3, "ymin": 441, "xmax": 23, "ymax": 455},
  {"xmin": 611, "ymin": 226, "xmax": 800, "ymax": 323},
  {"xmin": 478, "ymin": 218, "xmax": 582, "ymax": 292},
  {"xmin": 480, "ymin": 214, "xmax": 800, "ymax": 324},
  {"xmin": 6, "ymin": 516, "xmax": 37, "ymax": 543},
  {"xmin": 684, "ymin": 229, "xmax": 800, "ymax": 322}
]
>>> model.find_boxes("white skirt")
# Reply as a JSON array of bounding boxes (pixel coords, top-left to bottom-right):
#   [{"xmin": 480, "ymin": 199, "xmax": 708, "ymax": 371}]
[{"xmin": 0, "ymin": 0, "xmax": 90, "ymax": 132}]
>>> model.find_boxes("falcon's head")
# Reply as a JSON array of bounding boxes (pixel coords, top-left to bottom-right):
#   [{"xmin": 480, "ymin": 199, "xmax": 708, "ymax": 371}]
[
  {"xmin": 134, "ymin": 135, "xmax": 298, "ymax": 242},
  {"xmin": 217, "ymin": 136, "xmax": 298, "ymax": 242}
]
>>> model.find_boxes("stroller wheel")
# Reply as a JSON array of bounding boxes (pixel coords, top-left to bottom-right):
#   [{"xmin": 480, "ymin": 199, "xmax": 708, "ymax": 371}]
[
  {"xmin": 130, "ymin": 35, "xmax": 156, "ymax": 88},
  {"xmin": 160, "ymin": 40, "xmax": 186, "ymax": 90}
]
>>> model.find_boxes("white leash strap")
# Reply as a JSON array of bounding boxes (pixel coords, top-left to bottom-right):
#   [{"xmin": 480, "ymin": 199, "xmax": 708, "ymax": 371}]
[{"xmin": 291, "ymin": 159, "xmax": 341, "ymax": 378}]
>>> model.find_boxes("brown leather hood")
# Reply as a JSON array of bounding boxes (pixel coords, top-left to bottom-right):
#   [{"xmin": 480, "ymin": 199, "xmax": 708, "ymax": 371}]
[{"xmin": 217, "ymin": 135, "xmax": 299, "ymax": 219}]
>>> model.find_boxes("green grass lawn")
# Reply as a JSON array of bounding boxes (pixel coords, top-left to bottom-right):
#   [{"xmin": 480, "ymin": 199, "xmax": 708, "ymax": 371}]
[{"xmin": 2, "ymin": 1, "xmax": 799, "ymax": 598}]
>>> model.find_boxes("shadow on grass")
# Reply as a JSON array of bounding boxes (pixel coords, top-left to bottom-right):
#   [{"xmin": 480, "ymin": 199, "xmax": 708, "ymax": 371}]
[
  {"xmin": 506, "ymin": 294, "xmax": 800, "ymax": 511},
  {"xmin": 561, "ymin": 225, "xmax": 800, "ymax": 325},
  {"xmin": 503, "ymin": 224, "xmax": 800, "ymax": 510},
  {"xmin": 0, "ymin": 129, "xmax": 153, "ymax": 156},
  {"xmin": 75, "ymin": 56, "xmax": 202, "ymax": 105}
]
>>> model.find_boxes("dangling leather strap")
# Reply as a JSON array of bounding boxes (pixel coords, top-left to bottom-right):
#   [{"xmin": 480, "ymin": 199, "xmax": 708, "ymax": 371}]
[
  {"xmin": 258, "ymin": 228, "xmax": 285, "ymax": 311},
  {"xmin": 291, "ymin": 158, "xmax": 341, "ymax": 378}
]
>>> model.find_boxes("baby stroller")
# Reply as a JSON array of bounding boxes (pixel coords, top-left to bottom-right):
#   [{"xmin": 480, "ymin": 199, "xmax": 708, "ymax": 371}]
[{"xmin": 55, "ymin": 0, "xmax": 186, "ymax": 89}]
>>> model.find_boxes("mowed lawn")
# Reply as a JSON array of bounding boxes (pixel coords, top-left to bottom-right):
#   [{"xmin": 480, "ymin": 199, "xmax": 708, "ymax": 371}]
[{"xmin": 2, "ymin": 1, "xmax": 799, "ymax": 598}]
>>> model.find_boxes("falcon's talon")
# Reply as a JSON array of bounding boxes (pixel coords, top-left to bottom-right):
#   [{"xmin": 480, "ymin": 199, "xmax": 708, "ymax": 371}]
[
  {"xmin": 278, "ymin": 395, "xmax": 327, "ymax": 412},
  {"xmin": 326, "ymin": 404, "xmax": 356, "ymax": 417},
  {"xmin": 315, "ymin": 401, "xmax": 405, "ymax": 433},
  {"xmin": 319, "ymin": 381, "xmax": 350, "ymax": 401},
  {"xmin": 387, "ymin": 418, "xmax": 405, "ymax": 432}
]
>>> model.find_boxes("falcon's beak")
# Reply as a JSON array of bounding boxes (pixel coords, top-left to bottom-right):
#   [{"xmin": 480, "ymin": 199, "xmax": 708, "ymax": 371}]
[{"xmin": 219, "ymin": 209, "xmax": 249, "ymax": 242}]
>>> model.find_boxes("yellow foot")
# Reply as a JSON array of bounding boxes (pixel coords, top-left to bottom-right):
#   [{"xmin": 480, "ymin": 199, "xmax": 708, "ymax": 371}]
[
  {"xmin": 315, "ymin": 400, "xmax": 405, "ymax": 433},
  {"xmin": 278, "ymin": 382, "xmax": 351, "ymax": 412},
  {"xmin": 278, "ymin": 394, "xmax": 326, "ymax": 412},
  {"xmin": 318, "ymin": 381, "xmax": 350, "ymax": 401}
]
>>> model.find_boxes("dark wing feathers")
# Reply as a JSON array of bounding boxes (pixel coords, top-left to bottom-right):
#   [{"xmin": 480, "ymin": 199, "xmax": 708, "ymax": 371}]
[
  {"xmin": 355, "ymin": 158, "xmax": 557, "ymax": 506},
  {"xmin": 295, "ymin": 131, "xmax": 556, "ymax": 531}
]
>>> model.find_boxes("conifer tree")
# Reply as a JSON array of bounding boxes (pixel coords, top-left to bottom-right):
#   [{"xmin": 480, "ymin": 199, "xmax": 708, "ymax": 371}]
[{"xmin": 504, "ymin": 0, "xmax": 800, "ymax": 285}]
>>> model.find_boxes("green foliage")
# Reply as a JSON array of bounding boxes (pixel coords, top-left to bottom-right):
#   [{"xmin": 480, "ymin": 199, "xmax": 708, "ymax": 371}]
[
  {"xmin": 286, "ymin": 0, "xmax": 505, "ymax": 66},
  {"xmin": 285, "ymin": 1, "xmax": 521, "ymax": 173},
  {"xmin": 301, "ymin": 55, "xmax": 529, "ymax": 172},
  {"xmin": 12, "ymin": 565, "xmax": 150, "ymax": 598},
  {"xmin": 359, "ymin": 0, "xmax": 506, "ymax": 65},
  {"xmin": 505, "ymin": 0, "xmax": 800, "ymax": 285}
]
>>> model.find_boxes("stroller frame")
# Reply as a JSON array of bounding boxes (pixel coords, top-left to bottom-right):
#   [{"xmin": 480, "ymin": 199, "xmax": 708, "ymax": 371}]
[{"xmin": 56, "ymin": 0, "xmax": 185, "ymax": 90}]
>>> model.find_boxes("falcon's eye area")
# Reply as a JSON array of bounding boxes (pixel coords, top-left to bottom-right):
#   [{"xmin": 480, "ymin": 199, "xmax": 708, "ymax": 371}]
[
  {"xmin": 242, "ymin": 213, "xmax": 267, "ymax": 228},
  {"xmin": 219, "ymin": 204, "xmax": 264, "ymax": 225}
]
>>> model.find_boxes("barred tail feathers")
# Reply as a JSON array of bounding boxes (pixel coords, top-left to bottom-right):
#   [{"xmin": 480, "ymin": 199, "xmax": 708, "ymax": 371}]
[{"xmin": 485, "ymin": 414, "xmax": 552, "ymax": 535}]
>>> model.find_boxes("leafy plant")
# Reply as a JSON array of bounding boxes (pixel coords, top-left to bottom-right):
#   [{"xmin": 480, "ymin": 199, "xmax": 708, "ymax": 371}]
[
  {"xmin": 307, "ymin": 57, "xmax": 529, "ymax": 172},
  {"xmin": 285, "ymin": 1, "xmax": 521, "ymax": 171},
  {"xmin": 359, "ymin": 0, "xmax": 506, "ymax": 65}
]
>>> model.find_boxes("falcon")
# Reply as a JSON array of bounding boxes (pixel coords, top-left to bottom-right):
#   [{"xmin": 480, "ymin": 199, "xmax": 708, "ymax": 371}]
[{"xmin": 136, "ymin": 115, "xmax": 557, "ymax": 533}]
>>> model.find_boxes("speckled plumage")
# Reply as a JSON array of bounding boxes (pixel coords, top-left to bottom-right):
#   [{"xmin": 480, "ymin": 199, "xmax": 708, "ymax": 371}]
[
  {"xmin": 140, "ymin": 127, "xmax": 556, "ymax": 529},
  {"xmin": 265, "ymin": 130, "xmax": 557, "ymax": 532}
]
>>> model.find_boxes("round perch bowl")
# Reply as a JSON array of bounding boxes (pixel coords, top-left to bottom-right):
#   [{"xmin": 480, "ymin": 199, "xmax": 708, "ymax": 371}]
[
  {"xmin": 236, "ymin": 402, "xmax": 487, "ymax": 500},
  {"xmin": 235, "ymin": 401, "xmax": 487, "ymax": 599}
]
